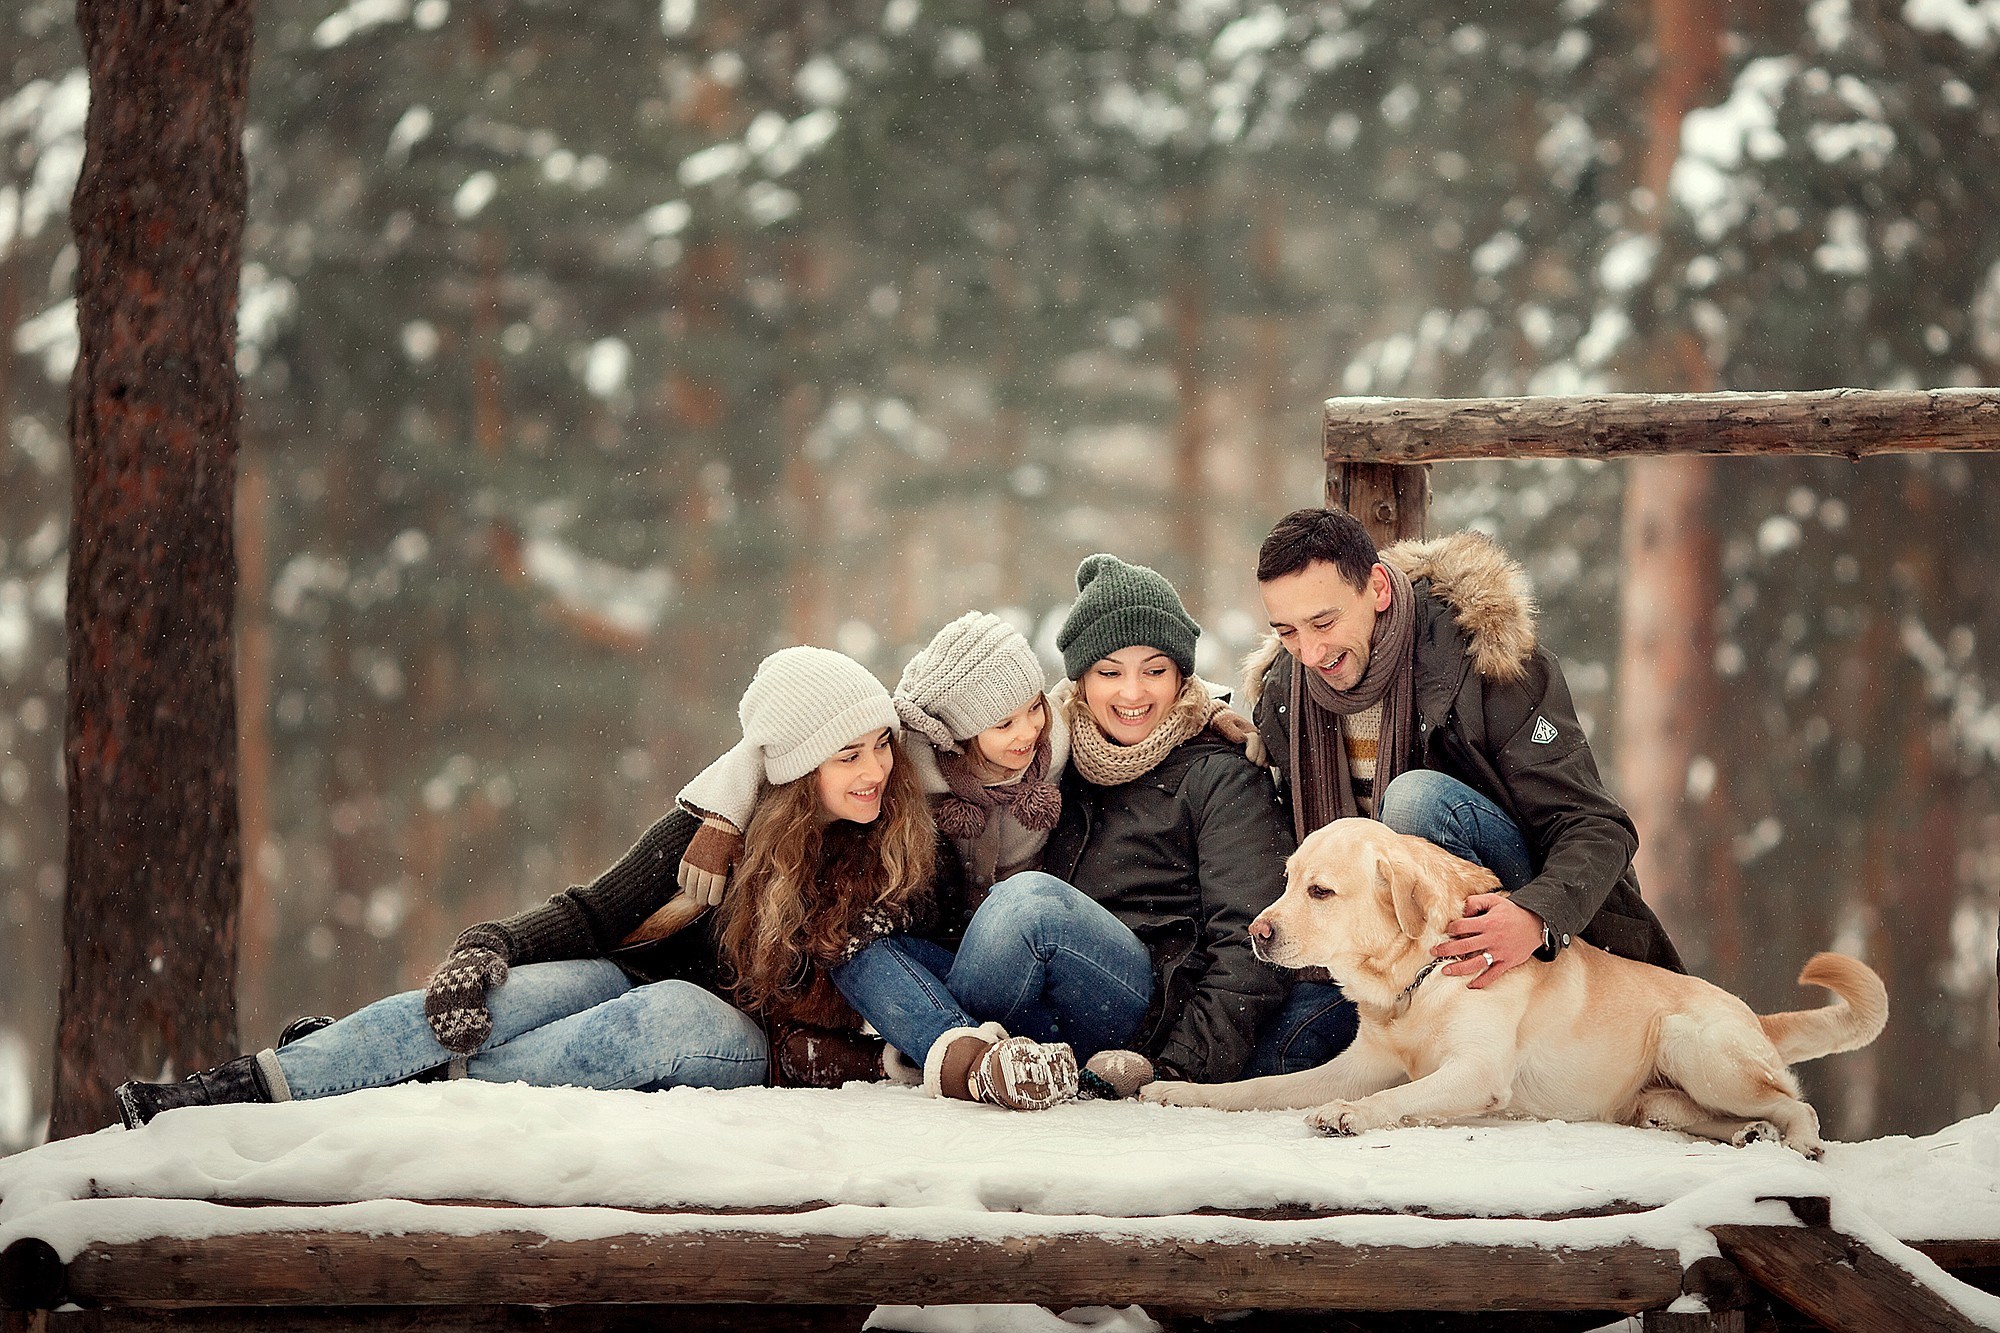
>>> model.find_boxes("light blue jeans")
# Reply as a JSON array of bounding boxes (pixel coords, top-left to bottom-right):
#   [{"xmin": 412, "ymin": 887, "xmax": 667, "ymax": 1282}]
[
  {"xmin": 831, "ymin": 871, "xmax": 1154, "ymax": 1066},
  {"xmin": 270, "ymin": 959, "xmax": 768, "ymax": 1099},
  {"xmin": 1244, "ymin": 771, "xmax": 1536, "ymax": 1077}
]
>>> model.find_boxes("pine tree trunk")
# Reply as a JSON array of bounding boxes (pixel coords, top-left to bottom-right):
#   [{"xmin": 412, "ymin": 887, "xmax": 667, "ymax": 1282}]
[
  {"xmin": 1167, "ymin": 183, "xmax": 1210, "ymax": 616},
  {"xmin": 52, "ymin": 0, "xmax": 255, "ymax": 1139},
  {"xmin": 1613, "ymin": 0, "xmax": 1726, "ymax": 960},
  {"xmin": 235, "ymin": 452, "xmax": 275, "ymax": 1037}
]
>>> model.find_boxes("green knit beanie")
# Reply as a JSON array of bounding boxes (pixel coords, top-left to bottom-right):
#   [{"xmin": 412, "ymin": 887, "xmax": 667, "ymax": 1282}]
[{"xmin": 1057, "ymin": 553, "xmax": 1200, "ymax": 680}]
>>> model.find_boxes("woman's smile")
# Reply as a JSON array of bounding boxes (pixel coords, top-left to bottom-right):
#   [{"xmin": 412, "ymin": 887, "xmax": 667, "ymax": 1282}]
[{"xmin": 1083, "ymin": 646, "xmax": 1183, "ymax": 745}]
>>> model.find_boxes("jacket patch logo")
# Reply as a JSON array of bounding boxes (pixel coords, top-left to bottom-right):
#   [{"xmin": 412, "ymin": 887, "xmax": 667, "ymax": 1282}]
[{"xmin": 1530, "ymin": 717, "xmax": 1558, "ymax": 745}]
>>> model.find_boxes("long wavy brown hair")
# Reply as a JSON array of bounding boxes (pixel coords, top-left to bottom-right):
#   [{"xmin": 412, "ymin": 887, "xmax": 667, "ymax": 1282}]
[{"xmin": 714, "ymin": 734, "xmax": 936, "ymax": 1014}]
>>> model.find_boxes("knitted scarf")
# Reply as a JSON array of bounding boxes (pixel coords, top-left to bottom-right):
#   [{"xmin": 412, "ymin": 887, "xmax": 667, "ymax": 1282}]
[
  {"xmin": 1067, "ymin": 676, "xmax": 1224, "ymax": 787},
  {"xmin": 1289, "ymin": 560, "xmax": 1419, "ymax": 842},
  {"xmin": 932, "ymin": 722, "xmax": 1062, "ymax": 841}
]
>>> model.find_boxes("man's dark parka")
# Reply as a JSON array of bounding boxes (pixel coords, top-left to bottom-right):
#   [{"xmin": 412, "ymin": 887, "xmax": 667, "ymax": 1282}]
[
  {"xmin": 1041, "ymin": 730, "xmax": 1295, "ymax": 1084},
  {"xmin": 1245, "ymin": 532, "xmax": 1683, "ymax": 972}
]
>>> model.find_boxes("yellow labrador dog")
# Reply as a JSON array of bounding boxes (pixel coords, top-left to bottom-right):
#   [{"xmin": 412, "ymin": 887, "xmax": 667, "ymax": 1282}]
[{"xmin": 1141, "ymin": 819, "xmax": 1886, "ymax": 1158}]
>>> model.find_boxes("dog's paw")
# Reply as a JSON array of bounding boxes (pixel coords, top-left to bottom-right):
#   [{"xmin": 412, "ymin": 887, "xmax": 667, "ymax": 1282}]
[
  {"xmin": 1138, "ymin": 1080, "xmax": 1200, "ymax": 1107},
  {"xmin": 1730, "ymin": 1120, "xmax": 1781, "ymax": 1148},
  {"xmin": 1782, "ymin": 1133, "xmax": 1826, "ymax": 1161},
  {"xmin": 1305, "ymin": 1100, "xmax": 1370, "ymax": 1136}
]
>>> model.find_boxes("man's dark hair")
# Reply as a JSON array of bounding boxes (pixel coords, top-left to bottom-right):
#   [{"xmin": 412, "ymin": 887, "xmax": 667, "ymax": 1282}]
[{"xmin": 1256, "ymin": 507, "xmax": 1378, "ymax": 590}]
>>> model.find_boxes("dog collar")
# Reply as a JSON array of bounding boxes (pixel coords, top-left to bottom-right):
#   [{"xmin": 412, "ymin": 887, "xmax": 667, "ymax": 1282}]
[{"xmin": 1396, "ymin": 957, "xmax": 1446, "ymax": 1012}]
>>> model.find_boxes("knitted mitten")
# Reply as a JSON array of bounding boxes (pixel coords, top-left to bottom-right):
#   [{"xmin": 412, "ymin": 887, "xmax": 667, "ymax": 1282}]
[
  {"xmin": 676, "ymin": 816, "xmax": 742, "ymax": 907},
  {"xmin": 424, "ymin": 925, "xmax": 510, "ymax": 1055},
  {"xmin": 1081, "ymin": 1048, "xmax": 1156, "ymax": 1099}
]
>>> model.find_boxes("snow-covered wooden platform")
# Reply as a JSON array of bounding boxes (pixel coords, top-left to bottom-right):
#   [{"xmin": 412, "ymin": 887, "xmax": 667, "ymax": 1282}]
[{"xmin": 3, "ymin": 1082, "xmax": 1998, "ymax": 1331}]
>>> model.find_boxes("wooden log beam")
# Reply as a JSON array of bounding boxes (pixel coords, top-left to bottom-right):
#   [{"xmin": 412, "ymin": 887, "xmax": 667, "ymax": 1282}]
[
  {"xmin": 7, "ymin": 1305, "xmax": 875, "ymax": 1332},
  {"xmin": 1321, "ymin": 388, "xmax": 2000, "ymax": 464},
  {"xmin": 1711, "ymin": 1224, "xmax": 1985, "ymax": 1333},
  {"xmin": 0, "ymin": 1307, "xmax": 1662, "ymax": 1333},
  {"xmin": 31, "ymin": 1230, "xmax": 1685, "ymax": 1314}
]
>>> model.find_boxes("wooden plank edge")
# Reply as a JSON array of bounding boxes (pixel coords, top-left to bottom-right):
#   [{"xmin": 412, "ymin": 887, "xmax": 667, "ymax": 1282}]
[
  {"xmin": 1915, "ymin": 1239, "xmax": 2000, "ymax": 1271},
  {"xmin": 37, "ymin": 1230, "xmax": 1685, "ymax": 1314}
]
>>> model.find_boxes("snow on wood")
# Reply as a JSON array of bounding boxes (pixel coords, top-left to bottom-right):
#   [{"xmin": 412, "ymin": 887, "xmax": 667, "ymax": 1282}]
[{"xmin": 1, "ymin": 1083, "xmax": 1997, "ymax": 1325}]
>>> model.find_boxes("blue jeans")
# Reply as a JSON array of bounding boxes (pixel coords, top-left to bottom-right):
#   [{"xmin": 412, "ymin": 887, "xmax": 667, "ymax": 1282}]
[
  {"xmin": 1377, "ymin": 769, "xmax": 1535, "ymax": 892},
  {"xmin": 1243, "ymin": 980, "xmax": 1359, "ymax": 1077},
  {"xmin": 831, "ymin": 871, "xmax": 1154, "ymax": 1065},
  {"xmin": 1245, "ymin": 772, "xmax": 1534, "ymax": 1078},
  {"xmin": 271, "ymin": 959, "xmax": 768, "ymax": 1099}
]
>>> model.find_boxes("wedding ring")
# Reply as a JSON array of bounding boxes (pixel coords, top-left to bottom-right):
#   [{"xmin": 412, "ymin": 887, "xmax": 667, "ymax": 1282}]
[{"xmin": 1480, "ymin": 951, "xmax": 1495, "ymax": 970}]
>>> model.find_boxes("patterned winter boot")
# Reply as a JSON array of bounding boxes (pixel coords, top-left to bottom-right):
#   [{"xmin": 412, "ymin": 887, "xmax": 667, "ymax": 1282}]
[{"xmin": 925, "ymin": 1022, "xmax": 1079, "ymax": 1111}]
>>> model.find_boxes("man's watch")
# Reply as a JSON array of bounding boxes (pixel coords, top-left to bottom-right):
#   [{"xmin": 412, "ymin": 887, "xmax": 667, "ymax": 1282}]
[{"xmin": 1533, "ymin": 922, "xmax": 1570, "ymax": 962}]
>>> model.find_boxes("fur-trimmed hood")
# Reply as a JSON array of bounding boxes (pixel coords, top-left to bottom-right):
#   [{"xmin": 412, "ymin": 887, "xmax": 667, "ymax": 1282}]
[{"xmin": 1240, "ymin": 530, "xmax": 1539, "ymax": 714}]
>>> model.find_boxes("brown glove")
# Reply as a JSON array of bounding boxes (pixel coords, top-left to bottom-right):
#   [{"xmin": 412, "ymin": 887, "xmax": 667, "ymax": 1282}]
[{"xmin": 676, "ymin": 816, "xmax": 742, "ymax": 907}]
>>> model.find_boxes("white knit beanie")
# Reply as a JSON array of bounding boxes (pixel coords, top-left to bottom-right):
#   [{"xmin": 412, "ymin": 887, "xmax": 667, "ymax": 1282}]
[
  {"xmin": 679, "ymin": 647, "xmax": 898, "ymax": 823},
  {"xmin": 893, "ymin": 612, "xmax": 1048, "ymax": 755}
]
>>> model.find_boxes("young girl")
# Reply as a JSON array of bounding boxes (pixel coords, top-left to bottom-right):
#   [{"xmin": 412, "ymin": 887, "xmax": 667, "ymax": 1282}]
[
  {"xmin": 893, "ymin": 610, "xmax": 1069, "ymax": 901},
  {"xmin": 115, "ymin": 647, "xmax": 937, "ymax": 1126}
]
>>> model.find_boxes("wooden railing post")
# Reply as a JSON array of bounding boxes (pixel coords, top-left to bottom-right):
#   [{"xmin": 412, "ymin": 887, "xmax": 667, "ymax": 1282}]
[{"xmin": 1325, "ymin": 459, "xmax": 1431, "ymax": 548}]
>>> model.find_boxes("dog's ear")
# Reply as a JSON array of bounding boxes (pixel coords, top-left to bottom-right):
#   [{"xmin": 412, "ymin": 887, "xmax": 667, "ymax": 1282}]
[
  {"xmin": 1382, "ymin": 848, "xmax": 1431, "ymax": 940},
  {"xmin": 1423, "ymin": 840, "xmax": 1501, "ymax": 905},
  {"xmin": 1401, "ymin": 837, "xmax": 1502, "ymax": 927}
]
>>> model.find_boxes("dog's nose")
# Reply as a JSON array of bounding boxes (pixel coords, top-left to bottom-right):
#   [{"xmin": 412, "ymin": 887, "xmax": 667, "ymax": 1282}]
[{"xmin": 1249, "ymin": 914, "xmax": 1272, "ymax": 940}]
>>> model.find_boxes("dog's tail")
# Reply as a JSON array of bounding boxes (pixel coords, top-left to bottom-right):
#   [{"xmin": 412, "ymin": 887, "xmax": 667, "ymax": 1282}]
[{"xmin": 1756, "ymin": 952, "xmax": 1888, "ymax": 1064}]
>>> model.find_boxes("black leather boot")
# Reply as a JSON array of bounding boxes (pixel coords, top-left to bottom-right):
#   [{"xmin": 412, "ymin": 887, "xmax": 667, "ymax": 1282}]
[
  {"xmin": 116, "ymin": 1055, "xmax": 272, "ymax": 1129},
  {"xmin": 276, "ymin": 1014, "xmax": 335, "ymax": 1047}
]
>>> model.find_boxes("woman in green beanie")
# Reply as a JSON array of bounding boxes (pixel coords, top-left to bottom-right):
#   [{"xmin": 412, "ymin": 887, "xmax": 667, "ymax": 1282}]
[{"xmin": 1042, "ymin": 554, "xmax": 1297, "ymax": 1094}]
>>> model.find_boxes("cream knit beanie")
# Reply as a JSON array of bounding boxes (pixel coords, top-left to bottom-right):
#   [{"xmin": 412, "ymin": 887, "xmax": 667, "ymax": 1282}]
[
  {"xmin": 893, "ymin": 612, "xmax": 1048, "ymax": 755},
  {"xmin": 679, "ymin": 647, "xmax": 898, "ymax": 823}
]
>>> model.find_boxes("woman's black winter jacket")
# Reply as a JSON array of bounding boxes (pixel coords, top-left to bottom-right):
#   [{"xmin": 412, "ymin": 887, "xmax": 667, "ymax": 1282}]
[{"xmin": 1040, "ymin": 732, "xmax": 1294, "ymax": 1084}]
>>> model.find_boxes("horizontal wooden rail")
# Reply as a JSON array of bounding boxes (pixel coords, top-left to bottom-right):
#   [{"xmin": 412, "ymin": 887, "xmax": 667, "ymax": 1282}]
[
  {"xmin": 1323, "ymin": 388, "xmax": 2000, "ymax": 463},
  {"xmin": 6, "ymin": 1229, "xmax": 1685, "ymax": 1313}
]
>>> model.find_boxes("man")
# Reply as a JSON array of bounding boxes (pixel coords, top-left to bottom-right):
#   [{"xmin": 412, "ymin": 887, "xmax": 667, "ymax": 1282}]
[{"xmin": 1245, "ymin": 506, "xmax": 1682, "ymax": 990}]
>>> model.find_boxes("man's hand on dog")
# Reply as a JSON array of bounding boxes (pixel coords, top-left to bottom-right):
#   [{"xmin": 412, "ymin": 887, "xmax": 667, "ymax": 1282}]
[{"xmin": 1433, "ymin": 893, "xmax": 1543, "ymax": 988}]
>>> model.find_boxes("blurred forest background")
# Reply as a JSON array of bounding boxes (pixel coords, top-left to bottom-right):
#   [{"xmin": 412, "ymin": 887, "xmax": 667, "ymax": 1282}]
[{"xmin": 5, "ymin": 0, "xmax": 1999, "ymax": 1149}]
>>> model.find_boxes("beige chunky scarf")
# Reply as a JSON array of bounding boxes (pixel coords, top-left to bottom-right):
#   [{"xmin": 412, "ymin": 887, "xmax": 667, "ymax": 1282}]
[{"xmin": 1065, "ymin": 677, "xmax": 1225, "ymax": 786}]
